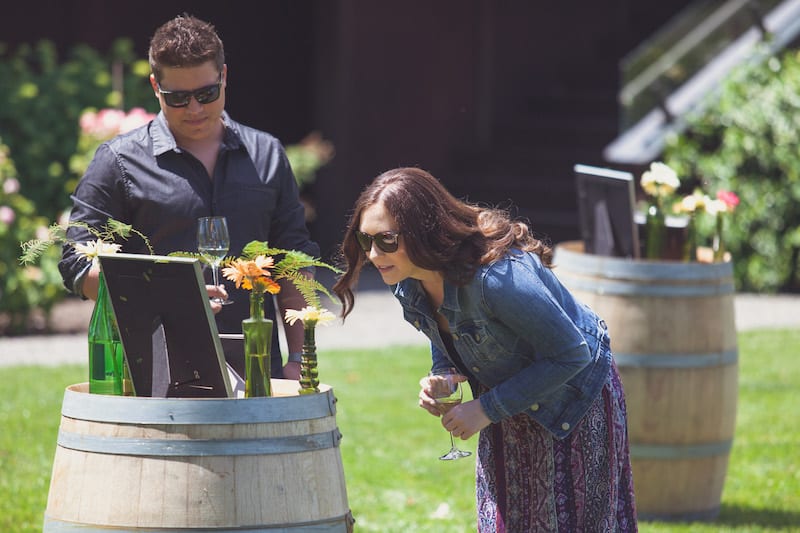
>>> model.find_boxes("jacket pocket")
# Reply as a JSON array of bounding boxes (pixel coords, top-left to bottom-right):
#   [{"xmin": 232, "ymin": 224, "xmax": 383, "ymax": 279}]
[{"xmin": 454, "ymin": 320, "xmax": 503, "ymax": 362}]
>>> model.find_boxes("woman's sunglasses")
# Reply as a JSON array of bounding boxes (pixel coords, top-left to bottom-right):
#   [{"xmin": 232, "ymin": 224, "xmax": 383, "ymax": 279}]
[
  {"xmin": 355, "ymin": 230, "xmax": 401, "ymax": 253},
  {"xmin": 157, "ymin": 74, "xmax": 223, "ymax": 108}
]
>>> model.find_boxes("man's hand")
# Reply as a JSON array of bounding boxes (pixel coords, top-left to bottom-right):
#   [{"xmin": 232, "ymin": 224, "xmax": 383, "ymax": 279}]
[
  {"xmin": 283, "ymin": 361, "xmax": 301, "ymax": 380},
  {"xmin": 206, "ymin": 284, "xmax": 228, "ymax": 314}
]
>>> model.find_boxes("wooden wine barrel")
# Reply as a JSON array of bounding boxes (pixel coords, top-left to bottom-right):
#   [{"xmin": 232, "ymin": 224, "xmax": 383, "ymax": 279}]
[
  {"xmin": 553, "ymin": 241, "xmax": 738, "ymax": 521},
  {"xmin": 44, "ymin": 380, "xmax": 353, "ymax": 531}
]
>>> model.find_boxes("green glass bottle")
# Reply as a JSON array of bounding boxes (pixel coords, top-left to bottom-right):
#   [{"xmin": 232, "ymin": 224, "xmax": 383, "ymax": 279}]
[
  {"xmin": 88, "ymin": 273, "xmax": 124, "ymax": 395},
  {"xmin": 298, "ymin": 322, "xmax": 320, "ymax": 395},
  {"xmin": 243, "ymin": 291, "xmax": 273, "ymax": 397}
]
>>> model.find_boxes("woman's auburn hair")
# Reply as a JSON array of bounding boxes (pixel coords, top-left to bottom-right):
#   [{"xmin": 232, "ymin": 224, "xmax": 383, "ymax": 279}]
[{"xmin": 333, "ymin": 167, "xmax": 552, "ymax": 318}]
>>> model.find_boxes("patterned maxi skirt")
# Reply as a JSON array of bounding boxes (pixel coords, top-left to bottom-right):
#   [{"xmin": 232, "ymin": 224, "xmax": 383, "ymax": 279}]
[{"xmin": 475, "ymin": 361, "xmax": 638, "ymax": 532}]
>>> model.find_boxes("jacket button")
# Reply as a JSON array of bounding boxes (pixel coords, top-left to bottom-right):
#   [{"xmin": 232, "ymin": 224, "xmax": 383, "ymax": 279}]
[
  {"xmin": 413, "ymin": 320, "xmax": 420, "ymax": 329},
  {"xmin": 471, "ymin": 366, "xmax": 480, "ymax": 374},
  {"xmin": 561, "ymin": 422, "xmax": 570, "ymax": 431},
  {"xmin": 452, "ymin": 333, "xmax": 459, "ymax": 341},
  {"xmin": 530, "ymin": 403, "xmax": 539, "ymax": 411}
]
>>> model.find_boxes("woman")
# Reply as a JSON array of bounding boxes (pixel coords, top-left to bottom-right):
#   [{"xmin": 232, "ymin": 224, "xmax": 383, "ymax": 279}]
[{"xmin": 333, "ymin": 167, "xmax": 637, "ymax": 532}]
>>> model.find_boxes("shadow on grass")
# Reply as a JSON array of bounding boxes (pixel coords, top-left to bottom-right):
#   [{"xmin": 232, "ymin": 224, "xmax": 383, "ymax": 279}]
[{"xmin": 715, "ymin": 503, "xmax": 800, "ymax": 528}]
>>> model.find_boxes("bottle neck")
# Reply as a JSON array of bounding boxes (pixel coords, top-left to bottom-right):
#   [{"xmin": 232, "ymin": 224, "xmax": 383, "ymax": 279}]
[{"xmin": 249, "ymin": 291, "xmax": 265, "ymax": 320}]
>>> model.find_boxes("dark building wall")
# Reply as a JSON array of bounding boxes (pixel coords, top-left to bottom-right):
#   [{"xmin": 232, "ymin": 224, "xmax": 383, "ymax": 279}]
[
  {"xmin": 1, "ymin": 0, "xmax": 694, "ymax": 258},
  {"xmin": 306, "ymin": 0, "xmax": 696, "ymax": 256}
]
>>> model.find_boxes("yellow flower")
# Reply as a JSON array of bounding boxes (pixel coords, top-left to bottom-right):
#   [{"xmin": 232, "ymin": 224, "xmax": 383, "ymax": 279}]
[
  {"xmin": 673, "ymin": 190, "xmax": 710, "ymax": 214},
  {"xmin": 72, "ymin": 239, "xmax": 123, "ymax": 267},
  {"xmin": 705, "ymin": 198, "xmax": 728, "ymax": 216},
  {"xmin": 222, "ymin": 255, "xmax": 281, "ymax": 294},
  {"xmin": 641, "ymin": 162, "xmax": 680, "ymax": 198},
  {"xmin": 285, "ymin": 306, "xmax": 336, "ymax": 327}
]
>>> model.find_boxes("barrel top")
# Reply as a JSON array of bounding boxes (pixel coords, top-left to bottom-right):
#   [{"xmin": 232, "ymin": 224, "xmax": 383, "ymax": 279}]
[
  {"xmin": 554, "ymin": 241, "xmax": 734, "ymax": 282},
  {"xmin": 62, "ymin": 381, "xmax": 337, "ymax": 424}
]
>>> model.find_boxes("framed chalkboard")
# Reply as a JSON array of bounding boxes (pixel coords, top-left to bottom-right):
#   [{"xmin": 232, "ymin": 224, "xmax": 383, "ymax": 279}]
[
  {"xmin": 98, "ymin": 253, "xmax": 233, "ymax": 398},
  {"xmin": 574, "ymin": 164, "xmax": 640, "ymax": 259}
]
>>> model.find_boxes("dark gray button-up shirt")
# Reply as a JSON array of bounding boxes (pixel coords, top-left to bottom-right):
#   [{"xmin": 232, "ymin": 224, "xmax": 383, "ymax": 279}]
[{"xmin": 59, "ymin": 111, "xmax": 319, "ymax": 376}]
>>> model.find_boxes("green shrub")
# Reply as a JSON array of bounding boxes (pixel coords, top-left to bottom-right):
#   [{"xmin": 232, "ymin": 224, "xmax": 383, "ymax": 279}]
[
  {"xmin": 664, "ymin": 46, "xmax": 800, "ymax": 292},
  {"xmin": 0, "ymin": 139, "xmax": 63, "ymax": 334},
  {"xmin": 0, "ymin": 39, "xmax": 157, "ymax": 222},
  {"xmin": 0, "ymin": 38, "xmax": 157, "ymax": 333}
]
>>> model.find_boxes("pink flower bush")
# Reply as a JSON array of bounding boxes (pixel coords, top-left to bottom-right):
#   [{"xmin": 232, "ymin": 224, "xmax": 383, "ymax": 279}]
[
  {"xmin": 0, "ymin": 205, "xmax": 14, "ymax": 224},
  {"xmin": 2, "ymin": 177, "xmax": 19, "ymax": 195},
  {"xmin": 71, "ymin": 107, "xmax": 157, "ymax": 179},
  {"xmin": 716, "ymin": 190, "xmax": 740, "ymax": 211},
  {"xmin": 79, "ymin": 107, "xmax": 155, "ymax": 139}
]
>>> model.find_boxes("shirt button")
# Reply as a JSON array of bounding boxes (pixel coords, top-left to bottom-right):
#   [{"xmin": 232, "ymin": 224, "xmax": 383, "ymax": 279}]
[
  {"xmin": 561, "ymin": 422, "xmax": 570, "ymax": 431},
  {"xmin": 530, "ymin": 403, "xmax": 540, "ymax": 411},
  {"xmin": 471, "ymin": 366, "xmax": 480, "ymax": 374}
]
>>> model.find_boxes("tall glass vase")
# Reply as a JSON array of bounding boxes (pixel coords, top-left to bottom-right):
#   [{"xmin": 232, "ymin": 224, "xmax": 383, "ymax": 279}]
[
  {"xmin": 88, "ymin": 273, "xmax": 125, "ymax": 395},
  {"xmin": 243, "ymin": 291, "xmax": 272, "ymax": 397},
  {"xmin": 644, "ymin": 201, "xmax": 667, "ymax": 260},
  {"xmin": 298, "ymin": 322, "xmax": 320, "ymax": 394},
  {"xmin": 713, "ymin": 212, "xmax": 726, "ymax": 262},
  {"xmin": 682, "ymin": 214, "xmax": 697, "ymax": 262}
]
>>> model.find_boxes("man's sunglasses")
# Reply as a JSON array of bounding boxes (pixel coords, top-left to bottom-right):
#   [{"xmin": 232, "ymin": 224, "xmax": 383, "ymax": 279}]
[
  {"xmin": 157, "ymin": 74, "xmax": 223, "ymax": 108},
  {"xmin": 355, "ymin": 230, "xmax": 401, "ymax": 253}
]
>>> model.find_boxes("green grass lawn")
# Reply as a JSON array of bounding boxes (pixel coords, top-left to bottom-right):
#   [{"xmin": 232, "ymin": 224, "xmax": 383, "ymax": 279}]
[{"xmin": 1, "ymin": 328, "xmax": 798, "ymax": 532}]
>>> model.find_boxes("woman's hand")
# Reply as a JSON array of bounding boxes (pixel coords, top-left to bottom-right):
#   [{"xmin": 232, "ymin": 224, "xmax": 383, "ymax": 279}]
[
  {"xmin": 206, "ymin": 285, "xmax": 228, "ymax": 314},
  {"xmin": 418, "ymin": 374, "xmax": 466, "ymax": 416},
  {"xmin": 442, "ymin": 399, "xmax": 492, "ymax": 440}
]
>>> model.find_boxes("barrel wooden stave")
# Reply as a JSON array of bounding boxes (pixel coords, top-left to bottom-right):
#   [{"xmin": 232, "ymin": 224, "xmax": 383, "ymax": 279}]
[
  {"xmin": 553, "ymin": 241, "xmax": 738, "ymax": 521},
  {"xmin": 44, "ymin": 381, "xmax": 351, "ymax": 531}
]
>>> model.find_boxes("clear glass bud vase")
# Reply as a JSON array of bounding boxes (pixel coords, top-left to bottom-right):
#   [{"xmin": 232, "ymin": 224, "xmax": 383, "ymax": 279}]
[
  {"xmin": 644, "ymin": 201, "xmax": 667, "ymax": 260},
  {"xmin": 682, "ymin": 214, "xmax": 697, "ymax": 262},
  {"xmin": 713, "ymin": 213, "xmax": 727, "ymax": 262},
  {"xmin": 243, "ymin": 291, "xmax": 272, "ymax": 397},
  {"xmin": 298, "ymin": 322, "xmax": 320, "ymax": 394},
  {"xmin": 88, "ymin": 273, "xmax": 125, "ymax": 395}
]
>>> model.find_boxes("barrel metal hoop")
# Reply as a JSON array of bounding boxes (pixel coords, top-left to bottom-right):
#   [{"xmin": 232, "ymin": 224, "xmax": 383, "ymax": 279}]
[
  {"xmin": 553, "ymin": 247, "xmax": 734, "ymax": 281},
  {"xmin": 57, "ymin": 428, "xmax": 342, "ymax": 456},
  {"xmin": 555, "ymin": 273, "xmax": 734, "ymax": 297},
  {"xmin": 61, "ymin": 388, "xmax": 336, "ymax": 425},
  {"xmin": 43, "ymin": 511, "xmax": 354, "ymax": 531},
  {"xmin": 614, "ymin": 349, "xmax": 738, "ymax": 368},
  {"xmin": 630, "ymin": 440, "xmax": 733, "ymax": 459}
]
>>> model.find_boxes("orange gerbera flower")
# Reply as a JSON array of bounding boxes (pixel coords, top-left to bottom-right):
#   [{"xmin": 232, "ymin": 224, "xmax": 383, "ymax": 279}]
[{"xmin": 222, "ymin": 255, "xmax": 281, "ymax": 295}]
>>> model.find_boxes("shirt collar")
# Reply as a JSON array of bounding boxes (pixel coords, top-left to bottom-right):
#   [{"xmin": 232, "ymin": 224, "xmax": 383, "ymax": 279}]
[
  {"xmin": 150, "ymin": 111, "xmax": 243, "ymax": 156},
  {"xmin": 441, "ymin": 281, "xmax": 461, "ymax": 313},
  {"xmin": 394, "ymin": 277, "xmax": 462, "ymax": 314}
]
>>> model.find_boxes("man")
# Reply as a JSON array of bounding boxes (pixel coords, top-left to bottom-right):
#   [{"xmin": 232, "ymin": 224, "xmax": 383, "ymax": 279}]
[{"xmin": 59, "ymin": 14, "xmax": 318, "ymax": 380}]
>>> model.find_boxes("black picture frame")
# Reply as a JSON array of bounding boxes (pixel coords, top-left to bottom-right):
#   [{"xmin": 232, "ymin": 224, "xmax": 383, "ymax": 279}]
[
  {"xmin": 98, "ymin": 253, "xmax": 233, "ymax": 398},
  {"xmin": 574, "ymin": 163, "xmax": 640, "ymax": 259}
]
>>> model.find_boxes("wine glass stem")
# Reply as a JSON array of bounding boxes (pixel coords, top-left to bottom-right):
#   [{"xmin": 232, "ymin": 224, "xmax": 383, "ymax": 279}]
[
  {"xmin": 449, "ymin": 431, "xmax": 456, "ymax": 450},
  {"xmin": 211, "ymin": 262, "xmax": 220, "ymax": 288}
]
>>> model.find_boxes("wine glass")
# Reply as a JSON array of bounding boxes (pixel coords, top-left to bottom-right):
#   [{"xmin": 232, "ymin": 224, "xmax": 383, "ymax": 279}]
[
  {"xmin": 197, "ymin": 216, "xmax": 232, "ymax": 305},
  {"xmin": 427, "ymin": 367, "xmax": 473, "ymax": 461}
]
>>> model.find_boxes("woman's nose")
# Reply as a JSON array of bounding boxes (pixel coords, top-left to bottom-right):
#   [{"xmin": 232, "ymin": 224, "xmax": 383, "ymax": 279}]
[{"xmin": 367, "ymin": 242, "xmax": 384, "ymax": 259}]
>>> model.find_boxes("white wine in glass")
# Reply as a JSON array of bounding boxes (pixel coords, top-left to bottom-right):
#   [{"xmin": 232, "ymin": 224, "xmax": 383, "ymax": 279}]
[
  {"xmin": 429, "ymin": 367, "xmax": 473, "ymax": 461},
  {"xmin": 197, "ymin": 216, "xmax": 232, "ymax": 305}
]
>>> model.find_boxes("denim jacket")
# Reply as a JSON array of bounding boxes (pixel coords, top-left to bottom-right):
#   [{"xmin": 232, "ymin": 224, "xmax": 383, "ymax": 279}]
[{"xmin": 394, "ymin": 250, "xmax": 612, "ymax": 439}]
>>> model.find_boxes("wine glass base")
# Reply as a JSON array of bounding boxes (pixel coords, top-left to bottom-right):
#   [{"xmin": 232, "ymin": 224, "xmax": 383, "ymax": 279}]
[
  {"xmin": 439, "ymin": 448, "xmax": 472, "ymax": 461},
  {"xmin": 212, "ymin": 298, "xmax": 234, "ymax": 306}
]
